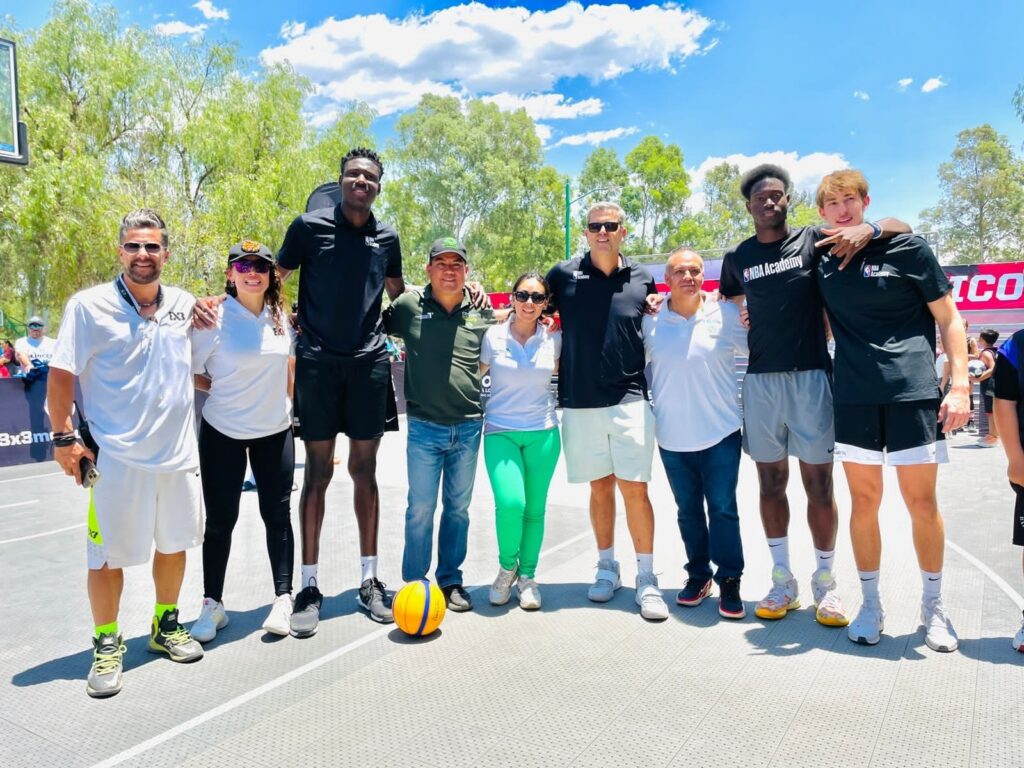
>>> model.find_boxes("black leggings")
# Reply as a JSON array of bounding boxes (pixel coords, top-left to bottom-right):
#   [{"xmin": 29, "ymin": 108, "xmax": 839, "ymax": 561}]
[{"xmin": 198, "ymin": 418, "xmax": 296, "ymax": 601}]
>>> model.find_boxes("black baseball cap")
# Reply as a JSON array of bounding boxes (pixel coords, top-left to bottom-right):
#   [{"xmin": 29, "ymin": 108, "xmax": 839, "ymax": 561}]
[
  {"xmin": 428, "ymin": 237, "xmax": 468, "ymax": 263},
  {"xmin": 227, "ymin": 240, "xmax": 274, "ymax": 263}
]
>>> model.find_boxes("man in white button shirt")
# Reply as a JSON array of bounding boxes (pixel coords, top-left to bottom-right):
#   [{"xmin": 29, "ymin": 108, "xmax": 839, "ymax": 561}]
[
  {"xmin": 48, "ymin": 209, "xmax": 204, "ymax": 699},
  {"xmin": 643, "ymin": 248, "xmax": 748, "ymax": 619}
]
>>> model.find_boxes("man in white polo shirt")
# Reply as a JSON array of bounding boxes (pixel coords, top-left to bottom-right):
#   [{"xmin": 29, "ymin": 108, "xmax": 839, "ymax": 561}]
[
  {"xmin": 48, "ymin": 209, "xmax": 204, "ymax": 699},
  {"xmin": 644, "ymin": 248, "xmax": 749, "ymax": 619},
  {"xmin": 15, "ymin": 315, "xmax": 56, "ymax": 374}
]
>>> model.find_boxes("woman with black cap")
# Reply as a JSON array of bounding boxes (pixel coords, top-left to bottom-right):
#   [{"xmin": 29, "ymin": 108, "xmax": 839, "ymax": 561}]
[{"xmin": 191, "ymin": 240, "xmax": 297, "ymax": 641}]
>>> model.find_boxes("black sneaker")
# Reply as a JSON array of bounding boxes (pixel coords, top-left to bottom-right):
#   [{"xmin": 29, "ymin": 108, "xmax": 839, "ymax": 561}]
[
  {"xmin": 357, "ymin": 578, "xmax": 394, "ymax": 623},
  {"xmin": 442, "ymin": 584, "xmax": 473, "ymax": 612},
  {"xmin": 676, "ymin": 577, "xmax": 713, "ymax": 607},
  {"xmin": 148, "ymin": 609, "xmax": 204, "ymax": 662},
  {"xmin": 718, "ymin": 577, "xmax": 745, "ymax": 620},
  {"xmin": 290, "ymin": 584, "xmax": 323, "ymax": 638}
]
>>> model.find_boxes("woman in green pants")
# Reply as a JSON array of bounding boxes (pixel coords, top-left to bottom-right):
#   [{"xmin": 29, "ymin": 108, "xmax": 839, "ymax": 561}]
[{"xmin": 480, "ymin": 272, "xmax": 561, "ymax": 610}]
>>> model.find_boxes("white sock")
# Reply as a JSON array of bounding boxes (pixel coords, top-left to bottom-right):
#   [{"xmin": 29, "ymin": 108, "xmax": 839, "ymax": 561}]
[
  {"xmin": 360, "ymin": 556, "xmax": 377, "ymax": 582},
  {"xmin": 301, "ymin": 564, "xmax": 318, "ymax": 590},
  {"xmin": 636, "ymin": 553, "xmax": 654, "ymax": 576},
  {"xmin": 815, "ymin": 548, "xmax": 836, "ymax": 573},
  {"xmin": 922, "ymin": 569, "xmax": 942, "ymax": 600},
  {"xmin": 767, "ymin": 537, "xmax": 790, "ymax": 572},
  {"xmin": 598, "ymin": 547, "xmax": 615, "ymax": 563},
  {"xmin": 859, "ymin": 570, "xmax": 881, "ymax": 602}
]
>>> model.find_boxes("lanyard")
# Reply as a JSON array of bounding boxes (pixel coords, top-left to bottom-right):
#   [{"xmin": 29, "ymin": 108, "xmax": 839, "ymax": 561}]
[{"xmin": 115, "ymin": 275, "xmax": 162, "ymax": 317}]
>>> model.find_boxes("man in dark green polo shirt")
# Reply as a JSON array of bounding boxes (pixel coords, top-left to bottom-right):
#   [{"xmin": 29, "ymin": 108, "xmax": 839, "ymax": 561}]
[{"xmin": 384, "ymin": 237, "xmax": 493, "ymax": 611}]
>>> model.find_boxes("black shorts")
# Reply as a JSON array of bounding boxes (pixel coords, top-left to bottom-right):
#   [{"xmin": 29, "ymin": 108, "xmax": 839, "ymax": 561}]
[
  {"xmin": 294, "ymin": 353, "xmax": 398, "ymax": 441},
  {"xmin": 1012, "ymin": 483, "xmax": 1024, "ymax": 547},
  {"xmin": 833, "ymin": 399, "xmax": 947, "ymax": 465}
]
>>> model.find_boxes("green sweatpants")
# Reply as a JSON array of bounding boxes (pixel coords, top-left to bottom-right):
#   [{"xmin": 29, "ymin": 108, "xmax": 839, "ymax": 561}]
[{"xmin": 483, "ymin": 427, "xmax": 561, "ymax": 578}]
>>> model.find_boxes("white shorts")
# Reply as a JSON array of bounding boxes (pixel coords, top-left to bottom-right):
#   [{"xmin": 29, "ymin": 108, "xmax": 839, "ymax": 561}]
[
  {"xmin": 561, "ymin": 400, "xmax": 655, "ymax": 484},
  {"xmin": 86, "ymin": 453, "xmax": 203, "ymax": 569}
]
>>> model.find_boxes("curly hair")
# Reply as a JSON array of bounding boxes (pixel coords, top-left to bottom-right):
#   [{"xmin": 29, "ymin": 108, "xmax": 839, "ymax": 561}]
[
  {"xmin": 225, "ymin": 262, "xmax": 287, "ymax": 333},
  {"xmin": 739, "ymin": 164, "xmax": 791, "ymax": 200},
  {"xmin": 340, "ymin": 147, "xmax": 384, "ymax": 178}
]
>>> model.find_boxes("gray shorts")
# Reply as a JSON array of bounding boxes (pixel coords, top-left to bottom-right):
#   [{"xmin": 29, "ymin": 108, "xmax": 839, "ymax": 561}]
[{"xmin": 742, "ymin": 370, "xmax": 834, "ymax": 464}]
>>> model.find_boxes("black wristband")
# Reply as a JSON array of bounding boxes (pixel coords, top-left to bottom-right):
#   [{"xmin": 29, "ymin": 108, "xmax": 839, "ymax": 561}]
[{"xmin": 53, "ymin": 434, "xmax": 78, "ymax": 448}]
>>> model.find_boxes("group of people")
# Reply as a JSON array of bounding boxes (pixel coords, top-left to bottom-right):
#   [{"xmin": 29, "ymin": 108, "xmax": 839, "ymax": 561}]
[{"xmin": 48, "ymin": 148, "xmax": 976, "ymax": 701}]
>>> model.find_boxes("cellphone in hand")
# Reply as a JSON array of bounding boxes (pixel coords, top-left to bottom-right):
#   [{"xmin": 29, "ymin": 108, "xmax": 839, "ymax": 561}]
[{"xmin": 79, "ymin": 457, "xmax": 100, "ymax": 489}]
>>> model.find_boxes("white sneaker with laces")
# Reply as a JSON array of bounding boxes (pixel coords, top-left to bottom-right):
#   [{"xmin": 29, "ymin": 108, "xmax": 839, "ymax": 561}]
[
  {"xmin": 922, "ymin": 596, "xmax": 958, "ymax": 653},
  {"xmin": 811, "ymin": 569, "xmax": 850, "ymax": 627},
  {"xmin": 635, "ymin": 573, "xmax": 669, "ymax": 621},
  {"xmin": 587, "ymin": 559, "xmax": 621, "ymax": 602},
  {"xmin": 489, "ymin": 566, "xmax": 518, "ymax": 606},
  {"xmin": 262, "ymin": 594, "xmax": 293, "ymax": 636},
  {"xmin": 1013, "ymin": 611, "xmax": 1024, "ymax": 652},
  {"xmin": 192, "ymin": 598, "xmax": 228, "ymax": 643},
  {"xmin": 848, "ymin": 599, "xmax": 885, "ymax": 645},
  {"xmin": 517, "ymin": 576, "xmax": 542, "ymax": 610},
  {"xmin": 755, "ymin": 565, "xmax": 800, "ymax": 620}
]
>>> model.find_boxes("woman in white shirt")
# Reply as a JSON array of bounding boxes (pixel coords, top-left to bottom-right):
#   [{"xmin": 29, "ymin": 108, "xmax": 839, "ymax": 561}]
[
  {"xmin": 480, "ymin": 273, "xmax": 561, "ymax": 610},
  {"xmin": 191, "ymin": 241, "xmax": 296, "ymax": 641}
]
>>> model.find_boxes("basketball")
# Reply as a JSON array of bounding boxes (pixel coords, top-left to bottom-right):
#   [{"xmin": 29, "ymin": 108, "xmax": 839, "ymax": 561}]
[{"xmin": 393, "ymin": 580, "xmax": 446, "ymax": 637}]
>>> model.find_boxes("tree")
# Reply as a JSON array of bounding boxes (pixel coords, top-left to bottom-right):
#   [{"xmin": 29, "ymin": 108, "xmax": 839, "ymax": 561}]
[
  {"xmin": 622, "ymin": 136, "xmax": 690, "ymax": 253},
  {"xmin": 921, "ymin": 124, "xmax": 1024, "ymax": 263}
]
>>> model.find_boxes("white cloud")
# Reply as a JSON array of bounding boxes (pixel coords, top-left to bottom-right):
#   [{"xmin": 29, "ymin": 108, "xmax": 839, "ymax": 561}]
[
  {"xmin": 921, "ymin": 76, "xmax": 947, "ymax": 93},
  {"xmin": 260, "ymin": 3, "xmax": 712, "ymax": 117},
  {"xmin": 153, "ymin": 21, "xmax": 207, "ymax": 38},
  {"xmin": 534, "ymin": 123, "xmax": 553, "ymax": 144},
  {"xmin": 482, "ymin": 92, "xmax": 603, "ymax": 120},
  {"xmin": 552, "ymin": 126, "xmax": 638, "ymax": 148},
  {"xmin": 853, "ymin": 90, "xmax": 870, "ymax": 101},
  {"xmin": 687, "ymin": 150, "xmax": 849, "ymax": 212},
  {"xmin": 280, "ymin": 20, "xmax": 306, "ymax": 39},
  {"xmin": 193, "ymin": 0, "xmax": 228, "ymax": 21},
  {"xmin": 897, "ymin": 77, "xmax": 913, "ymax": 91}
]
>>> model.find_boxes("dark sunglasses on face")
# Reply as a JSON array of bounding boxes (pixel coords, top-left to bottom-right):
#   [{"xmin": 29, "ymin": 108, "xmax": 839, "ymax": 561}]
[
  {"xmin": 28, "ymin": 323, "xmax": 42, "ymax": 329},
  {"xmin": 513, "ymin": 290, "xmax": 547, "ymax": 304},
  {"xmin": 587, "ymin": 221, "xmax": 620, "ymax": 233},
  {"xmin": 233, "ymin": 259, "xmax": 272, "ymax": 274},
  {"xmin": 121, "ymin": 241, "xmax": 163, "ymax": 255}
]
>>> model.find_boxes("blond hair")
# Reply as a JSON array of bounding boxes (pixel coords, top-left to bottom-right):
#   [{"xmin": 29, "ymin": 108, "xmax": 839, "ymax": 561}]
[{"xmin": 816, "ymin": 169, "xmax": 869, "ymax": 208}]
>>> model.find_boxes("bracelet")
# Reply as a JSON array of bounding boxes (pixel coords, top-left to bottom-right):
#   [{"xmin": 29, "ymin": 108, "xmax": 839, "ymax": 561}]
[
  {"xmin": 869, "ymin": 221, "xmax": 882, "ymax": 239},
  {"xmin": 52, "ymin": 432, "xmax": 78, "ymax": 448}
]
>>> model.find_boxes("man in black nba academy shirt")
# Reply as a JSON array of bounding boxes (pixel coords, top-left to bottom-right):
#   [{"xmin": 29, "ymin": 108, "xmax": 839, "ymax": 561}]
[{"xmin": 720, "ymin": 164, "xmax": 910, "ymax": 629}]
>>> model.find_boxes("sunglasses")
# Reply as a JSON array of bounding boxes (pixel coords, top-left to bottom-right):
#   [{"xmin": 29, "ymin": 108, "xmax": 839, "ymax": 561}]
[
  {"xmin": 513, "ymin": 290, "xmax": 547, "ymax": 304},
  {"xmin": 28, "ymin": 323, "xmax": 43, "ymax": 329},
  {"xmin": 121, "ymin": 242, "xmax": 163, "ymax": 255},
  {"xmin": 232, "ymin": 259, "xmax": 272, "ymax": 274},
  {"xmin": 586, "ymin": 221, "xmax": 620, "ymax": 233}
]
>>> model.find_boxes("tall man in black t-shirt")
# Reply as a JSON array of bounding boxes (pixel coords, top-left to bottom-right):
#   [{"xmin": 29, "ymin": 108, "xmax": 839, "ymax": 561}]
[
  {"xmin": 815, "ymin": 169, "xmax": 969, "ymax": 652},
  {"xmin": 720, "ymin": 164, "xmax": 910, "ymax": 629},
  {"xmin": 546, "ymin": 202, "xmax": 669, "ymax": 621},
  {"xmin": 276, "ymin": 148, "xmax": 404, "ymax": 633}
]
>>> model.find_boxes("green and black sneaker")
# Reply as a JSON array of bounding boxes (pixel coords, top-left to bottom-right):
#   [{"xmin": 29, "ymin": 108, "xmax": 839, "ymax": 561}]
[
  {"xmin": 86, "ymin": 633, "xmax": 125, "ymax": 699},
  {"xmin": 148, "ymin": 609, "xmax": 204, "ymax": 663}
]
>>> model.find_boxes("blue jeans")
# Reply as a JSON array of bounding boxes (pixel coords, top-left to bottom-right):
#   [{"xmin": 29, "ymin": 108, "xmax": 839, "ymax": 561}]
[
  {"xmin": 402, "ymin": 417, "xmax": 483, "ymax": 586},
  {"xmin": 659, "ymin": 430, "xmax": 744, "ymax": 583}
]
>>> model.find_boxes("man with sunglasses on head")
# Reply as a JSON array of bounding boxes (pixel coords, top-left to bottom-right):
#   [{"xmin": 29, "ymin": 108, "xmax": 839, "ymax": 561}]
[
  {"xmin": 545, "ymin": 202, "xmax": 669, "ymax": 621},
  {"xmin": 15, "ymin": 315, "xmax": 56, "ymax": 375},
  {"xmin": 48, "ymin": 209, "xmax": 204, "ymax": 698}
]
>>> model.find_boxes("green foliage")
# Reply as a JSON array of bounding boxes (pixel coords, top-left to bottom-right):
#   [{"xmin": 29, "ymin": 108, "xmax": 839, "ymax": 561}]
[{"xmin": 920, "ymin": 124, "xmax": 1024, "ymax": 263}]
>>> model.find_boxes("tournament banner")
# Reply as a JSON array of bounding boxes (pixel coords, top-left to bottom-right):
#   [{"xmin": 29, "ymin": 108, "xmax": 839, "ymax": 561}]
[{"xmin": 944, "ymin": 262, "xmax": 1024, "ymax": 311}]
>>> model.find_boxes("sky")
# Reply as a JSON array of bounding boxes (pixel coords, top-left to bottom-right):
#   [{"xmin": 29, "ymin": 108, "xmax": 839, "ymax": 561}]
[{"xmin": 5, "ymin": 0, "xmax": 1024, "ymax": 227}]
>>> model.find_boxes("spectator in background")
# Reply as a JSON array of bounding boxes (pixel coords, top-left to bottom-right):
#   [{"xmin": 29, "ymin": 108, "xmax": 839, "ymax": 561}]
[
  {"xmin": 15, "ymin": 316, "xmax": 56, "ymax": 375},
  {"xmin": 0, "ymin": 339, "xmax": 13, "ymax": 378},
  {"xmin": 972, "ymin": 329, "xmax": 1000, "ymax": 447}
]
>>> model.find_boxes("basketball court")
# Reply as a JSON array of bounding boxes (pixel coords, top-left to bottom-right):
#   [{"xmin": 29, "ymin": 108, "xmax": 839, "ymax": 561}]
[{"xmin": 1, "ymin": 420, "xmax": 1021, "ymax": 767}]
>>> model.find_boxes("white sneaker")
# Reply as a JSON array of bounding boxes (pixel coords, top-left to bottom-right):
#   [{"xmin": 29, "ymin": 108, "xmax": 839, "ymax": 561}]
[
  {"xmin": 587, "ymin": 559, "xmax": 621, "ymax": 602},
  {"xmin": 922, "ymin": 596, "xmax": 958, "ymax": 653},
  {"xmin": 262, "ymin": 594, "xmax": 293, "ymax": 636},
  {"xmin": 1013, "ymin": 611, "xmax": 1024, "ymax": 652},
  {"xmin": 755, "ymin": 565, "xmax": 800, "ymax": 620},
  {"xmin": 517, "ymin": 576, "xmax": 542, "ymax": 610},
  {"xmin": 811, "ymin": 569, "xmax": 850, "ymax": 627},
  {"xmin": 489, "ymin": 566, "xmax": 518, "ymax": 606},
  {"xmin": 191, "ymin": 598, "xmax": 228, "ymax": 643},
  {"xmin": 635, "ymin": 573, "xmax": 669, "ymax": 621},
  {"xmin": 848, "ymin": 599, "xmax": 885, "ymax": 645}
]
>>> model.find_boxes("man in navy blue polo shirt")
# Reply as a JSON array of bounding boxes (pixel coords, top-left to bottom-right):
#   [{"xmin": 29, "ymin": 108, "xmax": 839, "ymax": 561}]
[{"xmin": 546, "ymin": 202, "xmax": 668, "ymax": 621}]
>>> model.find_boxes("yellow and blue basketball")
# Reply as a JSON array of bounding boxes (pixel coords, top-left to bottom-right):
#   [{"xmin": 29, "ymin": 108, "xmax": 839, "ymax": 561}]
[{"xmin": 393, "ymin": 580, "xmax": 446, "ymax": 637}]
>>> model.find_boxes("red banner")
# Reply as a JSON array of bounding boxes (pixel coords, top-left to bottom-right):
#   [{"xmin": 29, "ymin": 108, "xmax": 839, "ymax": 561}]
[{"xmin": 944, "ymin": 262, "xmax": 1024, "ymax": 310}]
